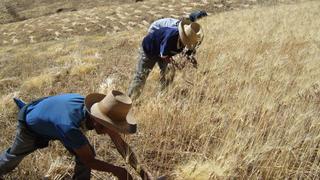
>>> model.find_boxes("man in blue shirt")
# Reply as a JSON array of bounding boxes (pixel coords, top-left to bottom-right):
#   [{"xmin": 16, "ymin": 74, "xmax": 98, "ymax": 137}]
[
  {"xmin": 128, "ymin": 19, "xmax": 204, "ymax": 99},
  {"xmin": 147, "ymin": 11, "xmax": 208, "ymax": 71},
  {"xmin": 0, "ymin": 90, "xmax": 141, "ymax": 179}
]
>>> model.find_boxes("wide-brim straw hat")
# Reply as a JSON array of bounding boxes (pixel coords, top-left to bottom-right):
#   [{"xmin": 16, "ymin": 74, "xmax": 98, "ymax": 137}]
[
  {"xmin": 85, "ymin": 90, "xmax": 137, "ymax": 134},
  {"xmin": 178, "ymin": 18, "xmax": 204, "ymax": 50}
]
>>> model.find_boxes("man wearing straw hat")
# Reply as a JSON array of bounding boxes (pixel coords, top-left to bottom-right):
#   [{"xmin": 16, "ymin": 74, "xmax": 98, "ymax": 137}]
[
  {"xmin": 128, "ymin": 18, "xmax": 204, "ymax": 100},
  {"xmin": 0, "ymin": 90, "xmax": 153, "ymax": 179}
]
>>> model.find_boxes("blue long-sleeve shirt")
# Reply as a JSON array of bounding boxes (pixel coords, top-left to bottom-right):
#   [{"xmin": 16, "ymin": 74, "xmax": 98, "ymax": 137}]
[
  {"xmin": 142, "ymin": 27, "xmax": 184, "ymax": 57},
  {"xmin": 26, "ymin": 94, "xmax": 89, "ymax": 150}
]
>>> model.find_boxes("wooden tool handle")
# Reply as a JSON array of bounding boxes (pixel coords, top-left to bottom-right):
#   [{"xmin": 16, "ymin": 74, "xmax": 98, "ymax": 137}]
[{"xmin": 106, "ymin": 128, "xmax": 153, "ymax": 180}]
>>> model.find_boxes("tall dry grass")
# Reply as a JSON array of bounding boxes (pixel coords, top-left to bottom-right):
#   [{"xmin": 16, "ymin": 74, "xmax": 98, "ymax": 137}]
[
  {"xmin": 0, "ymin": 1, "xmax": 319, "ymax": 179},
  {"xmin": 167, "ymin": 1, "xmax": 320, "ymax": 179}
]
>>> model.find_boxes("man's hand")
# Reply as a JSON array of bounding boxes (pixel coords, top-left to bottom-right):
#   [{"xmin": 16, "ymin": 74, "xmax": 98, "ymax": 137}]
[
  {"xmin": 139, "ymin": 169, "xmax": 154, "ymax": 180},
  {"xmin": 186, "ymin": 55, "xmax": 198, "ymax": 68},
  {"xmin": 162, "ymin": 56, "xmax": 173, "ymax": 63},
  {"xmin": 184, "ymin": 49, "xmax": 195, "ymax": 56},
  {"xmin": 113, "ymin": 166, "xmax": 133, "ymax": 180},
  {"xmin": 180, "ymin": 49, "xmax": 198, "ymax": 69}
]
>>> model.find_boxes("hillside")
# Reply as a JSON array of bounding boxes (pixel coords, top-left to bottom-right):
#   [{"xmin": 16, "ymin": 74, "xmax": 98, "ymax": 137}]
[
  {"xmin": 0, "ymin": 0, "xmax": 134, "ymax": 24},
  {"xmin": 0, "ymin": 0, "xmax": 307, "ymax": 46},
  {"xmin": 0, "ymin": 0, "xmax": 320, "ymax": 179}
]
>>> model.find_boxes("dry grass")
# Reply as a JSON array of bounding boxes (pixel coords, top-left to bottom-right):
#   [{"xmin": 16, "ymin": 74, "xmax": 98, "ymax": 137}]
[
  {"xmin": 0, "ymin": 0, "xmax": 319, "ymax": 179},
  {"xmin": 170, "ymin": 1, "xmax": 320, "ymax": 179},
  {"xmin": 1, "ymin": 0, "xmax": 311, "ymax": 47},
  {"xmin": 0, "ymin": 0, "xmax": 134, "ymax": 24}
]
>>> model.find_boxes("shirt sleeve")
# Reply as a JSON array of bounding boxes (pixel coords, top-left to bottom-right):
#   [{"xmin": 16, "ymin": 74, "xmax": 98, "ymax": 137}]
[
  {"xmin": 160, "ymin": 28, "xmax": 179, "ymax": 57},
  {"xmin": 59, "ymin": 127, "xmax": 89, "ymax": 150}
]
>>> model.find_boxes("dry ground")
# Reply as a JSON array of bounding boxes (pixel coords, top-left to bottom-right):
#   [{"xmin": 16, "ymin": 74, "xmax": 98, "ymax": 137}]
[
  {"xmin": 0, "ymin": 0, "xmax": 307, "ymax": 46},
  {"xmin": 0, "ymin": 0, "xmax": 319, "ymax": 179},
  {"xmin": 0, "ymin": 0, "xmax": 135, "ymax": 24}
]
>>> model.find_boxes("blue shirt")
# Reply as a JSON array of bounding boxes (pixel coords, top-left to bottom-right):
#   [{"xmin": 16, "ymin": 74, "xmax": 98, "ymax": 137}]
[
  {"xmin": 26, "ymin": 93, "xmax": 89, "ymax": 150},
  {"xmin": 142, "ymin": 27, "xmax": 183, "ymax": 57}
]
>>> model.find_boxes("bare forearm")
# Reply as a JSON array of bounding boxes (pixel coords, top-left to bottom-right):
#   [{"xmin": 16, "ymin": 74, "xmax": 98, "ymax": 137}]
[
  {"xmin": 73, "ymin": 144, "xmax": 132, "ymax": 179},
  {"xmin": 87, "ymin": 158, "xmax": 133, "ymax": 179},
  {"xmin": 87, "ymin": 158, "xmax": 118, "ymax": 172}
]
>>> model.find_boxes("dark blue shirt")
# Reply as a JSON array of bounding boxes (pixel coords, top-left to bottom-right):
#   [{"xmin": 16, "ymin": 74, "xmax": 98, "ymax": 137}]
[
  {"xmin": 25, "ymin": 94, "xmax": 89, "ymax": 150},
  {"xmin": 142, "ymin": 27, "xmax": 183, "ymax": 57}
]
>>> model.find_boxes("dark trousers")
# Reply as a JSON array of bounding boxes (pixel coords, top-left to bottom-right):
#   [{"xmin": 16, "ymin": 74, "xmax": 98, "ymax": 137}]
[{"xmin": 128, "ymin": 48, "xmax": 175, "ymax": 99}]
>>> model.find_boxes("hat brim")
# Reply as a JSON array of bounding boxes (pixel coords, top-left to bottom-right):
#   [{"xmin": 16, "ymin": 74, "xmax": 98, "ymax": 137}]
[
  {"xmin": 178, "ymin": 19, "xmax": 193, "ymax": 49},
  {"xmin": 85, "ymin": 93, "xmax": 137, "ymax": 134},
  {"xmin": 178, "ymin": 19, "xmax": 204, "ymax": 50}
]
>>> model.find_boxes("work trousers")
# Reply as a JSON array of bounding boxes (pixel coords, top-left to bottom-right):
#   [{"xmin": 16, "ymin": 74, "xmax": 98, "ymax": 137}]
[{"xmin": 128, "ymin": 48, "xmax": 175, "ymax": 99}]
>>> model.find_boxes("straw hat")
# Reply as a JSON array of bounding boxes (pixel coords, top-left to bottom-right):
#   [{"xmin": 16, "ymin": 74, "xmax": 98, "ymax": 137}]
[
  {"xmin": 85, "ymin": 90, "xmax": 137, "ymax": 134},
  {"xmin": 178, "ymin": 18, "xmax": 204, "ymax": 50}
]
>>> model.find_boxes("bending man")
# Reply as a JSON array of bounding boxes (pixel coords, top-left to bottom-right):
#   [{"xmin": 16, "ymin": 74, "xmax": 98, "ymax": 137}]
[
  {"xmin": 0, "ymin": 90, "xmax": 146, "ymax": 179},
  {"xmin": 128, "ymin": 19, "xmax": 204, "ymax": 99}
]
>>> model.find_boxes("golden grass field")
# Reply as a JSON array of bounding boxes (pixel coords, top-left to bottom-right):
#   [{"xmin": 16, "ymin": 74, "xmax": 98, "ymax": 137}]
[{"xmin": 0, "ymin": 0, "xmax": 319, "ymax": 179}]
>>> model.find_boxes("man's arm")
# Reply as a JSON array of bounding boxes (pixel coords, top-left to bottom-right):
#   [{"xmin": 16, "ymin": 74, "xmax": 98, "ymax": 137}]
[
  {"xmin": 73, "ymin": 144, "xmax": 133, "ymax": 180},
  {"xmin": 161, "ymin": 56, "xmax": 173, "ymax": 63},
  {"xmin": 182, "ymin": 49, "xmax": 198, "ymax": 68},
  {"xmin": 105, "ymin": 128, "xmax": 154, "ymax": 180}
]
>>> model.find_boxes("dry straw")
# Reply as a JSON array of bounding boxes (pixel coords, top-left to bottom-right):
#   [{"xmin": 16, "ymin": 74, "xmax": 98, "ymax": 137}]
[{"xmin": 0, "ymin": 1, "xmax": 319, "ymax": 179}]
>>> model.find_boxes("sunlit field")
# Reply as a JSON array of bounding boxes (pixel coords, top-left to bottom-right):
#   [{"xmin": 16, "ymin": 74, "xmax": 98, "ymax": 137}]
[{"xmin": 0, "ymin": 0, "xmax": 319, "ymax": 179}]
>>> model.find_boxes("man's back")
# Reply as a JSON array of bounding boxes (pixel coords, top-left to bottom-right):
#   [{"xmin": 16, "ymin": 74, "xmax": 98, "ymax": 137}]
[
  {"xmin": 143, "ymin": 27, "xmax": 182, "ymax": 57},
  {"xmin": 148, "ymin": 18, "xmax": 179, "ymax": 33},
  {"xmin": 26, "ymin": 93, "xmax": 89, "ymax": 149}
]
